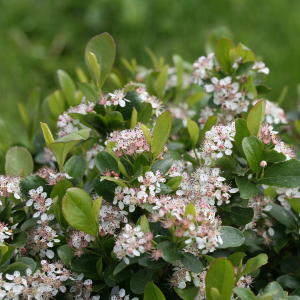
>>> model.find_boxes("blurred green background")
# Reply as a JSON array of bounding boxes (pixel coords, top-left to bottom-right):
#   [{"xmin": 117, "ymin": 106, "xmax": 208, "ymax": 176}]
[{"xmin": 1, "ymin": 0, "xmax": 300, "ymax": 146}]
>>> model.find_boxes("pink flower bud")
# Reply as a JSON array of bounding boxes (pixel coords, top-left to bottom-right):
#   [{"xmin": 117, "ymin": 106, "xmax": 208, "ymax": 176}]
[{"xmin": 260, "ymin": 161, "xmax": 267, "ymax": 168}]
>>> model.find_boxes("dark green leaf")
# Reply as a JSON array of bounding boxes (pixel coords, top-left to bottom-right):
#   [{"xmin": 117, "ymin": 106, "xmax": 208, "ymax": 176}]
[
  {"xmin": 235, "ymin": 177, "xmax": 258, "ymax": 199},
  {"xmin": 157, "ymin": 241, "xmax": 181, "ymax": 262},
  {"xmin": 64, "ymin": 156, "xmax": 87, "ymax": 179},
  {"xmin": 217, "ymin": 226, "xmax": 245, "ymax": 249},
  {"xmin": 95, "ymin": 151, "xmax": 119, "ymax": 174},
  {"xmin": 180, "ymin": 252, "xmax": 204, "ymax": 273},
  {"xmin": 235, "ymin": 119, "xmax": 250, "ymax": 159}
]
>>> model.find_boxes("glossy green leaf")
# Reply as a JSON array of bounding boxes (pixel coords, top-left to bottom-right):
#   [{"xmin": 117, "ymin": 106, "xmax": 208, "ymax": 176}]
[
  {"xmin": 235, "ymin": 177, "xmax": 258, "ymax": 199},
  {"xmin": 151, "ymin": 155, "xmax": 174, "ymax": 175},
  {"xmin": 92, "ymin": 196, "xmax": 102, "ymax": 225},
  {"xmin": 234, "ymin": 287, "xmax": 256, "ymax": 300},
  {"xmin": 131, "ymin": 269, "xmax": 156, "ymax": 294},
  {"xmin": 64, "ymin": 155, "xmax": 87, "ymax": 179},
  {"xmin": 227, "ymin": 252, "xmax": 246, "ymax": 267},
  {"xmin": 186, "ymin": 117, "xmax": 199, "ymax": 149},
  {"xmin": 286, "ymin": 198, "xmax": 300, "ymax": 214},
  {"xmin": 78, "ymin": 82, "xmax": 99, "ymax": 103},
  {"xmin": 263, "ymin": 149, "xmax": 286, "ymax": 163},
  {"xmin": 16, "ymin": 257, "xmax": 36, "ymax": 273},
  {"xmin": 224, "ymin": 207, "xmax": 254, "ymax": 227},
  {"xmin": 57, "ymin": 245, "xmax": 74, "ymax": 268},
  {"xmin": 241, "ymin": 253, "xmax": 268, "ymax": 275},
  {"xmin": 138, "ymin": 102, "xmax": 152, "ymax": 124},
  {"xmin": 247, "ymin": 100, "xmax": 266, "ymax": 136},
  {"xmin": 62, "ymin": 187, "xmax": 98, "ymax": 235},
  {"xmin": 152, "ymin": 110, "xmax": 172, "ymax": 159},
  {"xmin": 117, "ymin": 91, "xmax": 142, "ymax": 120},
  {"xmin": 85, "ymin": 33, "xmax": 116, "ymax": 88},
  {"xmin": 242, "ymin": 136, "xmax": 264, "ymax": 174},
  {"xmin": 215, "ymin": 37, "xmax": 234, "ymax": 73},
  {"xmin": 205, "ymin": 258, "xmax": 235, "ymax": 300},
  {"xmin": 157, "ymin": 241, "xmax": 181, "ymax": 262},
  {"xmin": 259, "ymin": 160, "xmax": 300, "ymax": 188},
  {"xmin": 217, "ymin": 226, "xmax": 245, "ymax": 249},
  {"xmin": 235, "ymin": 118, "xmax": 250, "ymax": 159},
  {"xmin": 166, "ymin": 176, "xmax": 182, "ymax": 191},
  {"xmin": 264, "ymin": 282, "xmax": 284, "ymax": 300},
  {"xmin": 213, "ymin": 157, "xmax": 235, "ymax": 171},
  {"xmin": 5, "ymin": 146, "xmax": 33, "ymax": 177},
  {"xmin": 57, "ymin": 69, "xmax": 77, "ymax": 106},
  {"xmin": 144, "ymin": 281, "xmax": 166, "ymax": 300},
  {"xmin": 180, "ymin": 252, "xmax": 204, "ymax": 273},
  {"xmin": 174, "ymin": 286, "xmax": 200, "ymax": 300},
  {"xmin": 95, "ymin": 151, "xmax": 119, "ymax": 174}
]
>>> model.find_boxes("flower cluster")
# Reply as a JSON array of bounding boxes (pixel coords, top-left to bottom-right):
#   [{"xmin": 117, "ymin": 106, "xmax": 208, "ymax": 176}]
[
  {"xmin": 113, "ymin": 224, "xmax": 153, "ymax": 264},
  {"xmin": 0, "ymin": 175, "xmax": 22, "ymax": 200},
  {"xmin": 86, "ymin": 143, "xmax": 105, "ymax": 169},
  {"xmin": 36, "ymin": 167, "xmax": 72, "ymax": 185},
  {"xmin": 200, "ymin": 122, "xmax": 236, "ymax": 165},
  {"xmin": 178, "ymin": 167, "xmax": 238, "ymax": 206},
  {"xmin": 106, "ymin": 125, "xmax": 154, "ymax": 157},
  {"xmin": 204, "ymin": 77, "xmax": 252, "ymax": 115},
  {"xmin": 67, "ymin": 230, "xmax": 96, "ymax": 257},
  {"xmin": 98, "ymin": 199, "xmax": 128, "ymax": 236},
  {"xmin": 113, "ymin": 171, "xmax": 166, "ymax": 212},
  {"xmin": 193, "ymin": 53, "xmax": 214, "ymax": 86},
  {"xmin": 276, "ymin": 187, "xmax": 300, "ymax": 211},
  {"xmin": 0, "ymin": 222, "xmax": 12, "ymax": 243},
  {"xmin": 57, "ymin": 100, "xmax": 94, "ymax": 137}
]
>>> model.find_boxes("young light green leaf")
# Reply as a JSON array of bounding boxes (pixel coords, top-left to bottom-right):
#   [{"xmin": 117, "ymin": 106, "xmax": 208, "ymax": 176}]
[
  {"xmin": 57, "ymin": 69, "xmax": 77, "ymax": 106},
  {"xmin": 241, "ymin": 253, "xmax": 268, "ymax": 275},
  {"xmin": 242, "ymin": 136, "xmax": 264, "ymax": 174},
  {"xmin": 87, "ymin": 51, "xmax": 101, "ymax": 86},
  {"xmin": 85, "ymin": 33, "xmax": 116, "ymax": 88},
  {"xmin": 186, "ymin": 117, "xmax": 199, "ymax": 149},
  {"xmin": 140, "ymin": 124, "xmax": 152, "ymax": 147},
  {"xmin": 131, "ymin": 107, "xmax": 138, "ymax": 129},
  {"xmin": 48, "ymin": 90, "xmax": 65, "ymax": 119},
  {"xmin": 235, "ymin": 118, "xmax": 250, "ymax": 158},
  {"xmin": 211, "ymin": 288, "xmax": 222, "ymax": 300},
  {"xmin": 62, "ymin": 188, "xmax": 98, "ymax": 235},
  {"xmin": 144, "ymin": 281, "xmax": 166, "ymax": 300},
  {"xmin": 140, "ymin": 215, "xmax": 150, "ymax": 232},
  {"xmin": 92, "ymin": 196, "xmax": 102, "ymax": 226},
  {"xmin": 215, "ymin": 37, "xmax": 235, "ymax": 73},
  {"xmin": 247, "ymin": 100, "xmax": 266, "ymax": 136},
  {"xmin": 152, "ymin": 110, "xmax": 172, "ymax": 159},
  {"xmin": 156, "ymin": 64, "xmax": 169, "ymax": 99},
  {"xmin": 40, "ymin": 122, "xmax": 54, "ymax": 147},
  {"xmin": 5, "ymin": 147, "xmax": 33, "ymax": 177},
  {"xmin": 205, "ymin": 258, "xmax": 235, "ymax": 300},
  {"xmin": 78, "ymin": 82, "xmax": 99, "ymax": 103},
  {"xmin": 184, "ymin": 203, "xmax": 196, "ymax": 221}
]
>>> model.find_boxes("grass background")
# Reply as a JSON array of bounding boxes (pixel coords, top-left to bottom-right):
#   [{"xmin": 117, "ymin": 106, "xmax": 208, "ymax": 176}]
[{"xmin": 1, "ymin": 0, "xmax": 300, "ymax": 145}]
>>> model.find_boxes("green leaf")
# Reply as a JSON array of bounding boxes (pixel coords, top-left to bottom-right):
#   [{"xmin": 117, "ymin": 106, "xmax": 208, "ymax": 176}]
[
  {"xmin": 213, "ymin": 157, "xmax": 235, "ymax": 171},
  {"xmin": 236, "ymin": 61, "xmax": 255, "ymax": 76},
  {"xmin": 265, "ymin": 203, "xmax": 298, "ymax": 229},
  {"xmin": 184, "ymin": 203, "xmax": 196, "ymax": 221},
  {"xmin": 141, "ymin": 124, "xmax": 152, "ymax": 148},
  {"xmin": 64, "ymin": 156, "xmax": 87, "ymax": 179},
  {"xmin": 41, "ymin": 123, "xmax": 89, "ymax": 170},
  {"xmin": 93, "ymin": 176, "xmax": 116, "ymax": 203},
  {"xmin": 87, "ymin": 51, "xmax": 101, "ymax": 86},
  {"xmin": 131, "ymin": 107, "xmax": 138, "ymax": 129},
  {"xmin": 78, "ymin": 82, "xmax": 99, "ymax": 103},
  {"xmin": 241, "ymin": 75, "xmax": 257, "ymax": 98},
  {"xmin": 224, "ymin": 207, "xmax": 254, "ymax": 226},
  {"xmin": 151, "ymin": 155, "xmax": 174, "ymax": 175},
  {"xmin": 205, "ymin": 258, "xmax": 235, "ymax": 300},
  {"xmin": 256, "ymin": 85, "xmax": 271, "ymax": 95},
  {"xmin": 276, "ymin": 275, "xmax": 300, "ymax": 289},
  {"xmin": 247, "ymin": 100, "xmax": 266, "ymax": 136},
  {"xmin": 217, "ymin": 226, "xmax": 245, "ymax": 249},
  {"xmin": 200, "ymin": 116, "xmax": 218, "ymax": 141},
  {"xmin": 227, "ymin": 252, "xmax": 246, "ymax": 267},
  {"xmin": 71, "ymin": 253, "xmax": 99, "ymax": 272},
  {"xmin": 131, "ymin": 269, "xmax": 156, "ymax": 294},
  {"xmin": 57, "ymin": 69, "xmax": 77, "ymax": 106},
  {"xmin": 5, "ymin": 146, "xmax": 33, "ymax": 177},
  {"xmin": 234, "ymin": 287, "xmax": 256, "ymax": 300},
  {"xmin": 57, "ymin": 245, "xmax": 74, "ymax": 268},
  {"xmin": 92, "ymin": 196, "xmax": 102, "ymax": 225},
  {"xmin": 10, "ymin": 231, "xmax": 28, "ymax": 248},
  {"xmin": 95, "ymin": 151, "xmax": 119, "ymax": 174},
  {"xmin": 49, "ymin": 90, "xmax": 65, "ymax": 119},
  {"xmin": 242, "ymin": 136, "xmax": 264, "ymax": 174},
  {"xmin": 174, "ymin": 286, "xmax": 200, "ymax": 300},
  {"xmin": 215, "ymin": 37, "xmax": 234, "ymax": 73},
  {"xmin": 114, "ymin": 256, "xmax": 139, "ymax": 275},
  {"xmin": 96, "ymin": 258, "xmax": 103, "ymax": 279},
  {"xmin": 138, "ymin": 102, "xmax": 152, "ymax": 124},
  {"xmin": 166, "ymin": 176, "xmax": 182, "ymax": 191},
  {"xmin": 264, "ymin": 282, "xmax": 284, "ymax": 300},
  {"xmin": 186, "ymin": 117, "xmax": 199, "ymax": 149},
  {"xmin": 0, "ymin": 245, "xmax": 15, "ymax": 266},
  {"xmin": 235, "ymin": 119, "xmax": 250, "ymax": 159},
  {"xmin": 286, "ymin": 198, "xmax": 300, "ymax": 214},
  {"xmin": 139, "ymin": 255, "xmax": 167, "ymax": 269},
  {"xmin": 234, "ymin": 43, "xmax": 256, "ymax": 63},
  {"xmin": 20, "ymin": 175, "xmax": 52, "ymax": 200},
  {"xmin": 157, "ymin": 241, "xmax": 181, "ymax": 262},
  {"xmin": 156, "ymin": 64, "xmax": 169, "ymax": 99},
  {"xmin": 144, "ymin": 281, "xmax": 166, "ymax": 300},
  {"xmin": 263, "ymin": 149, "xmax": 286, "ymax": 163},
  {"xmin": 152, "ymin": 110, "xmax": 172, "ymax": 159},
  {"xmin": 259, "ymin": 160, "xmax": 300, "ymax": 188},
  {"xmin": 0, "ymin": 118, "xmax": 12, "ymax": 152},
  {"xmin": 241, "ymin": 253, "xmax": 268, "ymax": 275},
  {"xmin": 117, "ymin": 91, "xmax": 142, "ymax": 120},
  {"xmin": 16, "ymin": 257, "xmax": 36, "ymax": 273},
  {"xmin": 62, "ymin": 188, "xmax": 98, "ymax": 235},
  {"xmin": 180, "ymin": 252, "xmax": 204, "ymax": 273},
  {"xmin": 140, "ymin": 215, "xmax": 150, "ymax": 232},
  {"xmin": 235, "ymin": 177, "xmax": 258, "ymax": 199},
  {"xmin": 85, "ymin": 33, "xmax": 116, "ymax": 88},
  {"xmin": 3, "ymin": 262, "xmax": 29, "ymax": 276}
]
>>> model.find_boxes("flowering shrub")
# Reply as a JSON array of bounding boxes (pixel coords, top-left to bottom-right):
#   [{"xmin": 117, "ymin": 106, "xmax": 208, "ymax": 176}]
[{"xmin": 1, "ymin": 33, "xmax": 300, "ymax": 300}]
